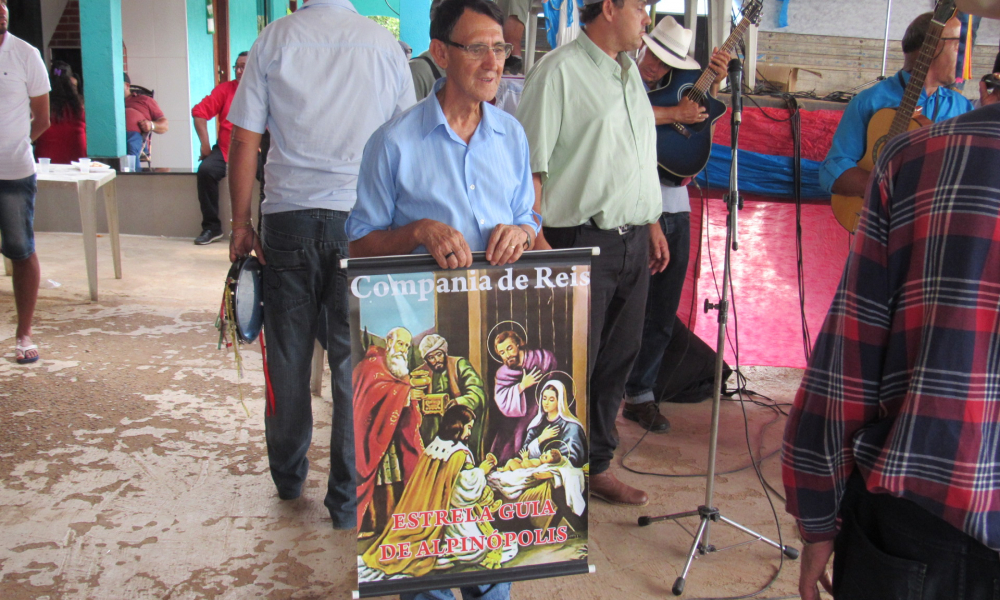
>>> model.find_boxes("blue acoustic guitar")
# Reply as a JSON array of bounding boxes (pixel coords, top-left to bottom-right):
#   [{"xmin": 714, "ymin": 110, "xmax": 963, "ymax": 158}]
[{"xmin": 649, "ymin": 0, "xmax": 763, "ymax": 186}]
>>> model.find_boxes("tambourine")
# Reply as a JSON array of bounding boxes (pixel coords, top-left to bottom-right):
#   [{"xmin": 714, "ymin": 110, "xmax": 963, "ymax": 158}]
[{"xmin": 226, "ymin": 256, "xmax": 264, "ymax": 343}]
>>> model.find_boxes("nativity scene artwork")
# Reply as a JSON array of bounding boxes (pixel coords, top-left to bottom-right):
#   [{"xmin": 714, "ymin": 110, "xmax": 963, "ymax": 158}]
[{"xmin": 347, "ymin": 258, "xmax": 592, "ymax": 592}]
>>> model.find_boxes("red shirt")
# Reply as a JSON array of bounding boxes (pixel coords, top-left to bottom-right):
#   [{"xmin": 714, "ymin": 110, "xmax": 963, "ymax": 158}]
[
  {"xmin": 35, "ymin": 107, "xmax": 87, "ymax": 164},
  {"xmin": 124, "ymin": 93, "xmax": 165, "ymax": 133},
  {"xmin": 191, "ymin": 79, "xmax": 239, "ymax": 161}
]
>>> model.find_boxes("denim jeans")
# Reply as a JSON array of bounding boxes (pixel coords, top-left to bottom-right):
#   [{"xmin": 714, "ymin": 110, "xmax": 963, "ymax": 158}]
[
  {"xmin": 196, "ymin": 145, "xmax": 227, "ymax": 232},
  {"xmin": 260, "ymin": 209, "xmax": 356, "ymax": 528},
  {"xmin": 0, "ymin": 175, "xmax": 37, "ymax": 261},
  {"xmin": 833, "ymin": 471, "xmax": 1000, "ymax": 600},
  {"xmin": 625, "ymin": 212, "xmax": 690, "ymax": 403},
  {"xmin": 126, "ymin": 131, "xmax": 145, "ymax": 158},
  {"xmin": 400, "ymin": 583, "xmax": 512, "ymax": 600},
  {"xmin": 544, "ymin": 223, "xmax": 650, "ymax": 475}
]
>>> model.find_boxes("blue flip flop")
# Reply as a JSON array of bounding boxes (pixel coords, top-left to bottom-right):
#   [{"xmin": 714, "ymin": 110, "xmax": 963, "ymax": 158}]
[{"xmin": 16, "ymin": 343, "xmax": 39, "ymax": 364}]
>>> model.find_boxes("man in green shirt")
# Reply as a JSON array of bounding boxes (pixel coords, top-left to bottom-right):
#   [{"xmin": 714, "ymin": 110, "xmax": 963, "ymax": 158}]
[
  {"xmin": 516, "ymin": 0, "xmax": 668, "ymax": 508},
  {"xmin": 409, "ymin": 334, "xmax": 487, "ymax": 457}
]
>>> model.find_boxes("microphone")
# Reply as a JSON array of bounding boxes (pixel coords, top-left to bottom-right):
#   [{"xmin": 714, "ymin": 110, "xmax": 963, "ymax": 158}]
[{"xmin": 728, "ymin": 58, "xmax": 743, "ymax": 126}]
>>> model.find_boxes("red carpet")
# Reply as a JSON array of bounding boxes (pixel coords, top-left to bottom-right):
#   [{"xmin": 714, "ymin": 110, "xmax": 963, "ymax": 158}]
[
  {"xmin": 668, "ymin": 103, "xmax": 850, "ymax": 369},
  {"xmin": 680, "ymin": 193, "xmax": 851, "ymax": 369}
]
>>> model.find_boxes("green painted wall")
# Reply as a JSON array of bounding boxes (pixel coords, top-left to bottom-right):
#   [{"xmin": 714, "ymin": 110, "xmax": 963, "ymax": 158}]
[
  {"xmin": 187, "ymin": 0, "xmax": 217, "ymax": 163},
  {"xmin": 266, "ymin": 0, "xmax": 287, "ymax": 24},
  {"xmin": 80, "ymin": 0, "xmax": 126, "ymax": 158},
  {"xmin": 399, "ymin": 0, "xmax": 431, "ymax": 56},
  {"xmin": 229, "ymin": 0, "xmax": 260, "ymax": 65},
  {"xmin": 354, "ymin": 0, "xmax": 398, "ymax": 17}
]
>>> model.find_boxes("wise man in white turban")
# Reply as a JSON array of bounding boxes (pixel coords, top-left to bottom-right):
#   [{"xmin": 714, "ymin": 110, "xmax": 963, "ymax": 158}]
[{"xmin": 409, "ymin": 334, "xmax": 487, "ymax": 456}]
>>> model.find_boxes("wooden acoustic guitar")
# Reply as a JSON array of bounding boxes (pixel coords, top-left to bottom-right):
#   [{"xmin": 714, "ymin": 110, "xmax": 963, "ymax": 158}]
[
  {"xmin": 650, "ymin": 0, "xmax": 763, "ymax": 186},
  {"xmin": 830, "ymin": 0, "xmax": 956, "ymax": 233}
]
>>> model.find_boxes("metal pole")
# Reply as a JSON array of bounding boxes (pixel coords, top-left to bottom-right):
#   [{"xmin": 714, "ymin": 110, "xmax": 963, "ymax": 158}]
[
  {"xmin": 881, "ymin": 0, "xmax": 893, "ymax": 78},
  {"xmin": 685, "ymin": 0, "xmax": 698, "ymax": 55}
]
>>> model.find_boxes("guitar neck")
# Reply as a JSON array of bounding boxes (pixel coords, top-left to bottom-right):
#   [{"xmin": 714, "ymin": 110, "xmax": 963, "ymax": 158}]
[
  {"xmin": 888, "ymin": 19, "xmax": 948, "ymax": 137},
  {"xmin": 687, "ymin": 15, "xmax": 753, "ymax": 103}
]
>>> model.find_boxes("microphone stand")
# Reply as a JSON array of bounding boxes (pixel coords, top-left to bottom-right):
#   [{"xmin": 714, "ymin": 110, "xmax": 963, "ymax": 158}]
[{"xmin": 636, "ymin": 58, "xmax": 799, "ymax": 597}]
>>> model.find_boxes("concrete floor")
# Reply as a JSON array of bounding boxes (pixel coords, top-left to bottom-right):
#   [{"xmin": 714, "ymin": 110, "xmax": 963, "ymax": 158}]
[{"xmin": 1, "ymin": 233, "xmax": 808, "ymax": 599}]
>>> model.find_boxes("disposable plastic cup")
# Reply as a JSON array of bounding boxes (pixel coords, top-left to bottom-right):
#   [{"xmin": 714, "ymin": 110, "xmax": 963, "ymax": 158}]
[
  {"xmin": 78, "ymin": 158, "xmax": 91, "ymax": 173},
  {"xmin": 126, "ymin": 155, "xmax": 137, "ymax": 172},
  {"xmin": 37, "ymin": 158, "xmax": 50, "ymax": 173}
]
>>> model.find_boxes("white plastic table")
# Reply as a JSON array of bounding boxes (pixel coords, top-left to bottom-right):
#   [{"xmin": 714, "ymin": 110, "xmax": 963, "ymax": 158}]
[{"xmin": 35, "ymin": 164, "xmax": 122, "ymax": 301}]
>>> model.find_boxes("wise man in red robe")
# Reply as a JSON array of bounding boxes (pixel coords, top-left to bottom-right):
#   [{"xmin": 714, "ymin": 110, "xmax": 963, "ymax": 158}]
[{"xmin": 353, "ymin": 327, "xmax": 424, "ymax": 528}]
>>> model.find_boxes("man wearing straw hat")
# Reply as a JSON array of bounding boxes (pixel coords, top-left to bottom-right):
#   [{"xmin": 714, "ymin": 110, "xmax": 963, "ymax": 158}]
[
  {"xmin": 516, "ymin": 0, "xmax": 664, "ymax": 507},
  {"xmin": 785, "ymin": 1, "xmax": 1000, "ymax": 598},
  {"xmin": 622, "ymin": 16, "xmax": 729, "ymax": 432}
]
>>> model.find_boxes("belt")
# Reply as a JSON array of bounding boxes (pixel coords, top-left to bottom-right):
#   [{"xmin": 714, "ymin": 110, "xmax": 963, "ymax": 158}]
[{"xmin": 587, "ymin": 218, "xmax": 635, "ymax": 235}]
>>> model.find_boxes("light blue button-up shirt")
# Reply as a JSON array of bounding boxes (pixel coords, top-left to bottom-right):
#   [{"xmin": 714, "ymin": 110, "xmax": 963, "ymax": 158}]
[
  {"xmin": 347, "ymin": 78, "xmax": 538, "ymax": 253},
  {"xmin": 819, "ymin": 70, "xmax": 973, "ymax": 194},
  {"xmin": 227, "ymin": 0, "xmax": 415, "ymax": 214}
]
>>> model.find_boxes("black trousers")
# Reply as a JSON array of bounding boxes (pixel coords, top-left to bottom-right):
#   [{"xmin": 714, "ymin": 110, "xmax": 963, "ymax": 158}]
[
  {"xmin": 543, "ymin": 223, "xmax": 649, "ymax": 475},
  {"xmin": 834, "ymin": 471, "xmax": 1000, "ymax": 600},
  {"xmin": 197, "ymin": 144, "xmax": 227, "ymax": 232},
  {"xmin": 625, "ymin": 211, "xmax": 690, "ymax": 401}
]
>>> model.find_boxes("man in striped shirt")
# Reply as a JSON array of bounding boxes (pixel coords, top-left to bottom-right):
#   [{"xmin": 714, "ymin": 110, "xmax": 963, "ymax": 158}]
[{"xmin": 783, "ymin": 103, "xmax": 1000, "ymax": 599}]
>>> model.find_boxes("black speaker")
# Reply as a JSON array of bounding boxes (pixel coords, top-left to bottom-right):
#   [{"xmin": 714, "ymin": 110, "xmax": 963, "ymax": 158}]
[{"xmin": 652, "ymin": 320, "xmax": 730, "ymax": 404}]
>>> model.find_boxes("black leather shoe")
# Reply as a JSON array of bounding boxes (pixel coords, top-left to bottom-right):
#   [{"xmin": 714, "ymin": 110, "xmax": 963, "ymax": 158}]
[
  {"xmin": 194, "ymin": 229, "xmax": 223, "ymax": 245},
  {"xmin": 622, "ymin": 401, "xmax": 670, "ymax": 432}
]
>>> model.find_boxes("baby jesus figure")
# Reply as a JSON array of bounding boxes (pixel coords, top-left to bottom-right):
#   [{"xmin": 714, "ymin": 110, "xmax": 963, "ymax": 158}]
[{"xmin": 499, "ymin": 448, "xmax": 563, "ymax": 472}]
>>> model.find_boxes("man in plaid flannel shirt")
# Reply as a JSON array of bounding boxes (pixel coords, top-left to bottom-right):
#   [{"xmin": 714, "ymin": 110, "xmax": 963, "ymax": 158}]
[{"xmin": 783, "ymin": 100, "xmax": 1000, "ymax": 599}]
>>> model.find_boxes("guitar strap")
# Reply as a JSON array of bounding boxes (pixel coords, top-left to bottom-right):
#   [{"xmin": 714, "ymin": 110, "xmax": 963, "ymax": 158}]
[{"xmin": 418, "ymin": 55, "xmax": 443, "ymax": 81}]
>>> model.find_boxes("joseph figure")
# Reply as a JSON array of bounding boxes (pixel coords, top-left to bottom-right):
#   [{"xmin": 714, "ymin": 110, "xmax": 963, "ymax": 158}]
[{"xmin": 487, "ymin": 330, "xmax": 557, "ymax": 464}]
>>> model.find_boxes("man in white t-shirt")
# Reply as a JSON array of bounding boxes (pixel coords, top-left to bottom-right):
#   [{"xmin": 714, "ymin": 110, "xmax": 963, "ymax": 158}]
[{"xmin": 0, "ymin": 0, "xmax": 50, "ymax": 364}]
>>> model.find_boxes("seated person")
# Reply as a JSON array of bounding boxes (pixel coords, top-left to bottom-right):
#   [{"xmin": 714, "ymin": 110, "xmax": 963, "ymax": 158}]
[
  {"xmin": 499, "ymin": 448, "xmax": 562, "ymax": 472},
  {"xmin": 191, "ymin": 52, "xmax": 248, "ymax": 245},
  {"xmin": 34, "ymin": 61, "xmax": 86, "ymax": 164},
  {"xmin": 123, "ymin": 73, "xmax": 168, "ymax": 159}
]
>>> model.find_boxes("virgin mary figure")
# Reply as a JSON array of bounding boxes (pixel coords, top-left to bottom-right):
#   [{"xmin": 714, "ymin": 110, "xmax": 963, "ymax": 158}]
[{"xmin": 521, "ymin": 380, "xmax": 587, "ymax": 468}]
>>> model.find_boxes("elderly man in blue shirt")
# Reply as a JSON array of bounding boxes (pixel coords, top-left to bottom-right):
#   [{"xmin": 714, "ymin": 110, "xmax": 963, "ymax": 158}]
[
  {"xmin": 820, "ymin": 12, "xmax": 972, "ymax": 198},
  {"xmin": 348, "ymin": 0, "xmax": 537, "ymax": 268},
  {"xmin": 347, "ymin": 0, "xmax": 536, "ymax": 598},
  {"xmin": 225, "ymin": 0, "xmax": 415, "ymax": 530}
]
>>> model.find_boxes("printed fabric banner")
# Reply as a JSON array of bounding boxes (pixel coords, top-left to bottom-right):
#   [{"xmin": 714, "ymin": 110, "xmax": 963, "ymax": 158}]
[{"xmin": 347, "ymin": 250, "xmax": 593, "ymax": 597}]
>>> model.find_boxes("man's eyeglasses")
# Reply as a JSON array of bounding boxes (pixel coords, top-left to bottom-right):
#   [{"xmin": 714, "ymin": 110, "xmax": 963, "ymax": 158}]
[
  {"xmin": 444, "ymin": 41, "xmax": 513, "ymax": 61},
  {"xmin": 234, "ymin": 64, "xmax": 246, "ymax": 73}
]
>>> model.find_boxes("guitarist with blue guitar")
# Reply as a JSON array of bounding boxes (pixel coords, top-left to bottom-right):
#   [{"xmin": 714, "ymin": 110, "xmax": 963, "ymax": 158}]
[{"xmin": 621, "ymin": 15, "xmax": 731, "ymax": 431}]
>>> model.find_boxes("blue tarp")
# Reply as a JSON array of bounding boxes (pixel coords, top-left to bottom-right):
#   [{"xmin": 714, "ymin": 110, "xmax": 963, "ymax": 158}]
[
  {"xmin": 694, "ymin": 144, "xmax": 829, "ymax": 199},
  {"xmin": 543, "ymin": 0, "xmax": 585, "ymax": 49}
]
